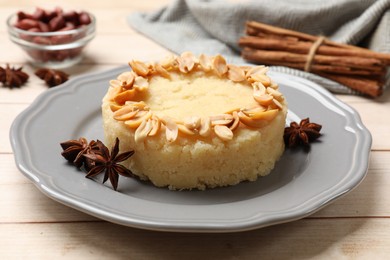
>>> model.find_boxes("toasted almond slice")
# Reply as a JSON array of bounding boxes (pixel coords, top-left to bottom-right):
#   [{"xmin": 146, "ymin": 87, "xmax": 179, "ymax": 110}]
[
  {"xmin": 251, "ymin": 73, "xmax": 271, "ymax": 86},
  {"xmin": 113, "ymin": 106, "xmax": 139, "ymax": 121},
  {"xmin": 124, "ymin": 101, "xmax": 148, "ymax": 110},
  {"xmin": 184, "ymin": 116, "xmax": 201, "ymax": 130},
  {"xmin": 162, "ymin": 117, "xmax": 179, "ymax": 142},
  {"xmin": 229, "ymin": 111, "xmax": 240, "ymax": 131},
  {"xmin": 227, "ymin": 64, "xmax": 246, "ymax": 82},
  {"xmin": 199, "ymin": 54, "xmax": 213, "ymax": 71},
  {"xmin": 272, "ymin": 98, "xmax": 284, "ymax": 110},
  {"xmin": 224, "ymin": 107, "xmax": 241, "ymax": 114},
  {"xmin": 211, "ymin": 119, "xmax": 233, "ymax": 126},
  {"xmin": 249, "ymin": 109, "xmax": 279, "ymax": 121},
  {"xmin": 117, "ymin": 71, "xmax": 135, "ymax": 89},
  {"xmin": 210, "ymin": 114, "xmax": 234, "ymax": 121},
  {"xmin": 109, "ymin": 79, "xmax": 122, "ymax": 88},
  {"xmin": 134, "ymin": 119, "xmax": 153, "ymax": 144},
  {"xmin": 177, "ymin": 51, "xmax": 196, "ymax": 73},
  {"xmin": 214, "ymin": 125, "xmax": 233, "ymax": 141},
  {"xmin": 238, "ymin": 111, "xmax": 268, "ymax": 128},
  {"xmin": 129, "ymin": 60, "xmax": 150, "ymax": 77},
  {"xmin": 155, "ymin": 63, "xmax": 171, "ymax": 79},
  {"xmin": 109, "ymin": 103, "xmax": 122, "ymax": 112},
  {"xmin": 199, "ymin": 117, "xmax": 212, "ymax": 137},
  {"xmin": 253, "ymin": 93, "xmax": 274, "ymax": 106},
  {"xmin": 107, "ymin": 85, "xmax": 122, "ymax": 101},
  {"xmin": 160, "ymin": 54, "xmax": 177, "ymax": 69},
  {"xmin": 133, "ymin": 76, "xmax": 149, "ymax": 91},
  {"xmin": 113, "ymin": 89, "xmax": 136, "ymax": 105},
  {"xmin": 124, "ymin": 111, "xmax": 152, "ymax": 128},
  {"xmin": 252, "ymin": 81, "xmax": 266, "ymax": 94},
  {"xmin": 267, "ymin": 87, "xmax": 283, "ymax": 99},
  {"xmin": 148, "ymin": 116, "xmax": 161, "ymax": 136},
  {"xmin": 210, "ymin": 114, "xmax": 234, "ymax": 126},
  {"xmin": 246, "ymin": 66, "xmax": 268, "ymax": 78},
  {"xmin": 177, "ymin": 124, "xmax": 196, "ymax": 135},
  {"xmin": 242, "ymin": 106, "xmax": 266, "ymax": 117},
  {"xmin": 213, "ymin": 54, "xmax": 228, "ymax": 77}
]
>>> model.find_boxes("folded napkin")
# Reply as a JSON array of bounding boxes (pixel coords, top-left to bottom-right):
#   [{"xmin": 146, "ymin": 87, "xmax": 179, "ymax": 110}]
[{"xmin": 128, "ymin": 0, "xmax": 390, "ymax": 95}]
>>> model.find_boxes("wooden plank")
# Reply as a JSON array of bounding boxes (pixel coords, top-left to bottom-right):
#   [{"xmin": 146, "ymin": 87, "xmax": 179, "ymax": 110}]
[{"xmin": 1, "ymin": 219, "xmax": 390, "ymax": 259}]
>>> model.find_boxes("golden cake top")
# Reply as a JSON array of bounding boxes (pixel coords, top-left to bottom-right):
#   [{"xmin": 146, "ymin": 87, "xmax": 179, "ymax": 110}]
[{"xmin": 104, "ymin": 52, "xmax": 286, "ymax": 143}]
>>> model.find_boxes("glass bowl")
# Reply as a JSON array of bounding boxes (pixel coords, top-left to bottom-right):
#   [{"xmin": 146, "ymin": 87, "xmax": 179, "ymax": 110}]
[{"xmin": 7, "ymin": 11, "xmax": 96, "ymax": 69}]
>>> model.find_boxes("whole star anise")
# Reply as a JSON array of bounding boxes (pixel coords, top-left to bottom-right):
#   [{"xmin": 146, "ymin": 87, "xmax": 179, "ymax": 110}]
[
  {"xmin": 60, "ymin": 137, "xmax": 100, "ymax": 169},
  {"xmin": 35, "ymin": 68, "xmax": 69, "ymax": 87},
  {"xmin": 284, "ymin": 118, "xmax": 322, "ymax": 148},
  {"xmin": 83, "ymin": 138, "xmax": 135, "ymax": 190},
  {"xmin": 0, "ymin": 64, "xmax": 29, "ymax": 88}
]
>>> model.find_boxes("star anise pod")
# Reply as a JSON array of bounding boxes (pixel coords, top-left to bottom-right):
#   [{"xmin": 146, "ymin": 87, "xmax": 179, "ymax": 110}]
[
  {"xmin": 83, "ymin": 138, "xmax": 135, "ymax": 190},
  {"xmin": 284, "ymin": 118, "xmax": 322, "ymax": 148},
  {"xmin": 0, "ymin": 64, "xmax": 29, "ymax": 88},
  {"xmin": 35, "ymin": 68, "xmax": 69, "ymax": 87},
  {"xmin": 60, "ymin": 137, "xmax": 100, "ymax": 169}
]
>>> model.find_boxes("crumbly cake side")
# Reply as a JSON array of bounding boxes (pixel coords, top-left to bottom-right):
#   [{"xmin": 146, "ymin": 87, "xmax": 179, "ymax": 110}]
[{"xmin": 102, "ymin": 52, "xmax": 287, "ymax": 190}]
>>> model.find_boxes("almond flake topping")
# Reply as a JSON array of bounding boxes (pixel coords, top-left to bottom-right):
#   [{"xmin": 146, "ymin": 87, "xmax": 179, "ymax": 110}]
[{"xmin": 108, "ymin": 53, "xmax": 286, "ymax": 142}]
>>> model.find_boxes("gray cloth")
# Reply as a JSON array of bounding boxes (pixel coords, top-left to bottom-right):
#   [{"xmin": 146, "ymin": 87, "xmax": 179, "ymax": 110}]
[{"xmin": 128, "ymin": 0, "xmax": 390, "ymax": 95}]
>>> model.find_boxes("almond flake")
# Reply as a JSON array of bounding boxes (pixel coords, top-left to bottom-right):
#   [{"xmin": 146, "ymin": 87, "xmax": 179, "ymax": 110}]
[
  {"xmin": 184, "ymin": 116, "xmax": 201, "ymax": 129},
  {"xmin": 213, "ymin": 54, "xmax": 228, "ymax": 77},
  {"xmin": 246, "ymin": 66, "xmax": 268, "ymax": 78},
  {"xmin": 134, "ymin": 119, "xmax": 153, "ymax": 143},
  {"xmin": 177, "ymin": 51, "xmax": 197, "ymax": 73},
  {"xmin": 117, "ymin": 72, "xmax": 135, "ymax": 89},
  {"xmin": 124, "ymin": 111, "xmax": 152, "ymax": 128},
  {"xmin": 227, "ymin": 64, "xmax": 246, "ymax": 82},
  {"xmin": 253, "ymin": 93, "xmax": 274, "ymax": 106},
  {"xmin": 160, "ymin": 54, "xmax": 177, "ymax": 69},
  {"xmin": 272, "ymin": 99, "xmax": 284, "ymax": 110},
  {"xmin": 163, "ymin": 117, "xmax": 179, "ymax": 142},
  {"xmin": 133, "ymin": 76, "xmax": 149, "ymax": 91},
  {"xmin": 238, "ymin": 111, "xmax": 267, "ymax": 128},
  {"xmin": 199, "ymin": 117, "xmax": 212, "ymax": 137},
  {"xmin": 267, "ymin": 87, "xmax": 283, "ymax": 100},
  {"xmin": 109, "ymin": 79, "xmax": 122, "ymax": 88},
  {"xmin": 148, "ymin": 116, "xmax": 161, "ymax": 136},
  {"xmin": 199, "ymin": 54, "xmax": 213, "ymax": 71},
  {"xmin": 229, "ymin": 111, "xmax": 240, "ymax": 131},
  {"xmin": 107, "ymin": 85, "xmax": 122, "ymax": 101},
  {"xmin": 214, "ymin": 125, "xmax": 233, "ymax": 141},
  {"xmin": 177, "ymin": 124, "xmax": 196, "ymax": 135},
  {"xmin": 249, "ymin": 109, "xmax": 279, "ymax": 120},
  {"xmin": 155, "ymin": 63, "xmax": 171, "ymax": 79},
  {"xmin": 109, "ymin": 103, "xmax": 122, "ymax": 112},
  {"xmin": 113, "ymin": 105, "xmax": 139, "ymax": 121},
  {"xmin": 129, "ymin": 60, "xmax": 150, "ymax": 77},
  {"xmin": 113, "ymin": 89, "xmax": 136, "ymax": 105}
]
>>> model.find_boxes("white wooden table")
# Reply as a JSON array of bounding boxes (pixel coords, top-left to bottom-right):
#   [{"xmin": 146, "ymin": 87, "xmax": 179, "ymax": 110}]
[{"xmin": 1, "ymin": 1, "xmax": 390, "ymax": 258}]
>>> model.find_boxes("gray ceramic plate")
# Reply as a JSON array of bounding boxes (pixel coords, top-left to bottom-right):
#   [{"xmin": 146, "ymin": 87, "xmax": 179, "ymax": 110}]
[{"xmin": 10, "ymin": 67, "xmax": 371, "ymax": 232}]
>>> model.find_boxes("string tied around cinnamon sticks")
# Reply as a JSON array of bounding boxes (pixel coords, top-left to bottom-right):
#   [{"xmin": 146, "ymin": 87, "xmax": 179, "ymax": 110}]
[
  {"xmin": 239, "ymin": 21, "xmax": 390, "ymax": 97},
  {"xmin": 304, "ymin": 36, "xmax": 326, "ymax": 72}
]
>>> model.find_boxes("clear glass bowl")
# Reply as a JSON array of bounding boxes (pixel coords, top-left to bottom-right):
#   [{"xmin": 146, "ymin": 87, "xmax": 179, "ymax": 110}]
[{"xmin": 7, "ymin": 11, "xmax": 96, "ymax": 69}]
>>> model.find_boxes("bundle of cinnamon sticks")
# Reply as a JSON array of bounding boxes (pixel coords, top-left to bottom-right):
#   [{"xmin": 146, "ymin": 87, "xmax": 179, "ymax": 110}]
[{"xmin": 239, "ymin": 21, "xmax": 390, "ymax": 97}]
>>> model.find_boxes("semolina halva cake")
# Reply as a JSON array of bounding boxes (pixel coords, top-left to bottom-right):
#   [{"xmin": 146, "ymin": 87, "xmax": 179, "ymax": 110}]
[{"xmin": 102, "ymin": 52, "xmax": 287, "ymax": 190}]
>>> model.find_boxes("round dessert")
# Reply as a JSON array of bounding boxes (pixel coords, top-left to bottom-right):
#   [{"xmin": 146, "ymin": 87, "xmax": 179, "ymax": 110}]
[{"xmin": 102, "ymin": 52, "xmax": 287, "ymax": 190}]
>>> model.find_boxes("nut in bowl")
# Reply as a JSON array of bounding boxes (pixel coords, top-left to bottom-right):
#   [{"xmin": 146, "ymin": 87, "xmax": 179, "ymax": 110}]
[{"xmin": 7, "ymin": 7, "xmax": 96, "ymax": 69}]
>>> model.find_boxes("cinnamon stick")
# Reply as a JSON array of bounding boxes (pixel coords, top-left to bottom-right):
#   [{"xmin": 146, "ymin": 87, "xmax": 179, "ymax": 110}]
[
  {"xmin": 246, "ymin": 21, "xmax": 390, "ymax": 64},
  {"xmin": 318, "ymin": 73, "xmax": 383, "ymax": 97},
  {"xmin": 241, "ymin": 48, "xmax": 386, "ymax": 76},
  {"xmin": 239, "ymin": 36, "xmax": 390, "ymax": 65},
  {"xmin": 239, "ymin": 21, "xmax": 389, "ymax": 97}
]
